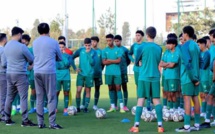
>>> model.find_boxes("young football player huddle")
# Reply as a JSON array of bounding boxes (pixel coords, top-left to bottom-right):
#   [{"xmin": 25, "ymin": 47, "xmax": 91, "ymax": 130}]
[{"xmin": 1, "ymin": 23, "xmax": 215, "ymax": 133}]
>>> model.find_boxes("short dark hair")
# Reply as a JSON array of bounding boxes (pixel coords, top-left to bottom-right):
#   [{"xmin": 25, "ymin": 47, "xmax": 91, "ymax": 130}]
[
  {"xmin": 213, "ymin": 32, "xmax": 215, "ymax": 38},
  {"xmin": 11, "ymin": 27, "xmax": 24, "ymax": 36},
  {"xmin": 203, "ymin": 36, "xmax": 210, "ymax": 41},
  {"xmin": 22, "ymin": 34, "xmax": 31, "ymax": 42},
  {"xmin": 197, "ymin": 38, "xmax": 207, "ymax": 46},
  {"xmin": 192, "ymin": 34, "xmax": 197, "ymax": 40},
  {"xmin": 166, "ymin": 38, "xmax": 178, "ymax": 46},
  {"xmin": 58, "ymin": 36, "xmax": 66, "ymax": 41},
  {"xmin": 114, "ymin": 35, "xmax": 122, "ymax": 40},
  {"xmin": 179, "ymin": 33, "xmax": 183, "ymax": 38},
  {"xmin": 183, "ymin": 26, "xmax": 194, "ymax": 38},
  {"xmin": 106, "ymin": 34, "xmax": 114, "ymax": 39},
  {"xmin": 167, "ymin": 33, "xmax": 178, "ymax": 40},
  {"xmin": 146, "ymin": 26, "xmax": 156, "ymax": 39},
  {"xmin": 91, "ymin": 36, "xmax": 99, "ymax": 42},
  {"xmin": 209, "ymin": 29, "xmax": 215, "ymax": 35},
  {"xmin": 37, "ymin": 23, "xmax": 50, "ymax": 35},
  {"xmin": 59, "ymin": 41, "xmax": 66, "ymax": 46},
  {"xmin": 0, "ymin": 33, "xmax": 6, "ymax": 42},
  {"xmin": 136, "ymin": 30, "xmax": 144, "ymax": 36},
  {"xmin": 84, "ymin": 38, "xmax": 91, "ymax": 44}
]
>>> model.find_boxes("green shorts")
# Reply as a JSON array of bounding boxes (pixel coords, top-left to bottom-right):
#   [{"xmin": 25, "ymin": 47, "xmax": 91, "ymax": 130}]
[
  {"xmin": 209, "ymin": 83, "xmax": 215, "ymax": 96},
  {"xmin": 93, "ymin": 76, "xmax": 103, "ymax": 87},
  {"xmin": 134, "ymin": 71, "xmax": 139, "ymax": 86},
  {"xmin": 29, "ymin": 80, "xmax": 35, "ymax": 89},
  {"xmin": 57, "ymin": 80, "xmax": 71, "ymax": 91},
  {"xmin": 121, "ymin": 74, "xmax": 128, "ymax": 84},
  {"xmin": 181, "ymin": 83, "xmax": 199, "ymax": 96},
  {"xmin": 199, "ymin": 81, "xmax": 210, "ymax": 93},
  {"xmin": 137, "ymin": 80, "xmax": 160, "ymax": 99},
  {"xmin": 105, "ymin": 75, "xmax": 121, "ymax": 85},
  {"xmin": 76, "ymin": 74, "xmax": 93, "ymax": 88},
  {"xmin": 164, "ymin": 79, "xmax": 179, "ymax": 92}
]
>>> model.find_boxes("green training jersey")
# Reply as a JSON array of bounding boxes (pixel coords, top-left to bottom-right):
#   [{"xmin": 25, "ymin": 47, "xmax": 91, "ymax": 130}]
[
  {"xmin": 209, "ymin": 44, "xmax": 215, "ymax": 75},
  {"xmin": 27, "ymin": 47, "xmax": 34, "ymax": 80},
  {"xmin": 117, "ymin": 46, "xmax": 130, "ymax": 74},
  {"xmin": 161, "ymin": 50, "xmax": 169, "ymax": 78},
  {"xmin": 164, "ymin": 49, "xmax": 180, "ymax": 80},
  {"xmin": 93, "ymin": 48, "xmax": 103, "ymax": 77},
  {"xmin": 136, "ymin": 42, "xmax": 162, "ymax": 82},
  {"xmin": 179, "ymin": 40, "xmax": 200, "ymax": 85},
  {"xmin": 71, "ymin": 48, "xmax": 96, "ymax": 77},
  {"xmin": 200, "ymin": 50, "xmax": 210, "ymax": 82},
  {"xmin": 102, "ymin": 45, "xmax": 122, "ymax": 75},
  {"xmin": 56, "ymin": 53, "xmax": 71, "ymax": 80},
  {"xmin": 128, "ymin": 42, "xmax": 144, "ymax": 72}
]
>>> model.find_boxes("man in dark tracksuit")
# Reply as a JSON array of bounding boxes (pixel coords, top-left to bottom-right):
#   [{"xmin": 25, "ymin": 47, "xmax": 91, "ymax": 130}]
[
  {"xmin": 4, "ymin": 27, "xmax": 36, "ymax": 127},
  {"xmin": 33, "ymin": 23, "xmax": 62, "ymax": 129}
]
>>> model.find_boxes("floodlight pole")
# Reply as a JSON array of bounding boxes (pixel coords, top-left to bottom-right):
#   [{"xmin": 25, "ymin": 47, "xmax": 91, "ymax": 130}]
[
  {"xmin": 177, "ymin": 0, "xmax": 180, "ymax": 36},
  {"xmin": 92, "ymin": 0, "xmax": 95, "ymax": 36},
  {"xmin": 144, "ymin": 0, "xmax": 146, "ymax": 33},
  {"xmin": 114, "ymin": 0, "xmax": 117, "ymax": 35},
  {"xmin": 64, "ymin": 0, "xmax": 68, "ymax": 47}
]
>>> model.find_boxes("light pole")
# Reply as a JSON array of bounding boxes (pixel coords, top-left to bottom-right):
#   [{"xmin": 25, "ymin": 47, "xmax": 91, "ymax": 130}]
[
  {"xmin": 64, "ymin": 0, "xmax": 69, "ymax": 47},
  {"xmin": 177, "ymin": 0, "xmax": 180, "ymax": 36},
  {"xmin": 92, "ymin": 0, "xmax": 95, "ymax": 36},
  {"xmin": 144, "ymin": 0, "xmax": 146, "ymax": 33},
  {"xmin": 114, "ymin": 0, "xmax": 117, "ymax": 35}
]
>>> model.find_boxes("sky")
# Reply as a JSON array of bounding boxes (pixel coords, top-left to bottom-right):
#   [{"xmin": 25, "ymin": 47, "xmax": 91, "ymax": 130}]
[{"xmin": 0, "ymin": 0, "xmax": 214, "ymax": 38}]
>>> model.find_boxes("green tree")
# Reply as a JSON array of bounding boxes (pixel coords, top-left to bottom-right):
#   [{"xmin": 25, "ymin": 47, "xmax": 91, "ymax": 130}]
[
  {"xmin": 30, "ymin": 19, "xmax": 40, "ymax": 43},
  {"xmin": 50, "ymin": 20, "xmax": 62, "ymax": 40},
  {"xmin": 97, "ymin": 8, "xmax": 115, "ymax": 34},
  {"xmin": 173, "ymin": 8, "xmax": 215, "ymax": 37},
  {"xmin": 122, "ymin": 22, "xmax": 131, "ymax": 46},
  {"xmin": 98, "ymin": 28, "xmax": 106, "ymax": 49}
]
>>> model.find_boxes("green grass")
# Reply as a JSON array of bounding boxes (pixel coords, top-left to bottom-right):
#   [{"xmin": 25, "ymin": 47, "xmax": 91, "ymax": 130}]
[{"xmin": 0, "ymin": 74, "xmax": 214, "ymax": 134}]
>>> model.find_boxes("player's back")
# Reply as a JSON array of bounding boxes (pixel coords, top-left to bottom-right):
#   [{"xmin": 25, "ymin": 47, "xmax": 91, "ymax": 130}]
[
  {"xmin": 4, "ymin": 40, "xmax": 33, "ymax": 74},
  {"xmin": 33, "ymin": 36, "xmax": 61, "ymax": 74},
  {"xmin": 139, "ymin": 42, "xmax": 162, "ymax": 81}
]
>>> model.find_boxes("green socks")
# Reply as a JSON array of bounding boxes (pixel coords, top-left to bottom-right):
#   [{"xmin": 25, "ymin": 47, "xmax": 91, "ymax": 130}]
[
  {"xmin": 155, "ymin": 104, "xmax": 163, "ymax": 122},
  {"xmin": 109, "ymin": 90, "xmax": 115, "ymax": 104},
  {"xmin": 206, "ymin": 105, "xmax": 212, "ymax": 120},
  {"xmin": 82, "ymin": 90, "xmax": 86, "ymax": 106},
  {"xmin": 114, "ymin": 91, "xmax": 118, "ymax": 107},
  {"xmin": 163, "ymin": 98, "xmax": 167, "ymax": 106},
  {"xmin": 64, "ymin": 95, "xmax": 69, "ymax": 108},
  {"xmin": 176, "ymin": 97, "xmax": 180, "ymax": 108},
  {"xmin": 117, "ymin": 90, "xmax": 123, "ymax": 104},
  {"xmin": 213, "ymin": 106, "xmax": 215, "ymax": 118},
  {"xmin": 194, "ymin": 114, "xmax": 200, "ymax": 124},
  {"xmin": 85, "ymin": 97, "xmax": 90, "ymax": 108},
  {"xmin": 123, "ymin": 90, "xmax": 128, "ymax": 106},
  {"xmin": 94, "ymin": 89, "xmax": 100, "ymax": 106},
  {"xmin": 201, "ymin": 102, "xmax": 206, "ymax": 113},
  {"xmin": 173, "ymin": 102, "xmax": 177, "ymax": 109},
  {"xmin": 30, "ymin": 94, "xmax": 36, "ymax": 109},
  {"xmin": 168, "ymin": 101, "xmax": 173, "ymax": 109},
  {"xmin": 76, "ymin": 98, "xmax": 81, "ymax": 108},
  {"xmin": 184, "ymin": 114, "xmax": 191, "ymax": 125},
  {"xmin": 180, "ymin": 97, "xmax": 184, "ymax": 108},
  {"xmin": 135, "ymin": 106, "xmax": 143, "ymax": 122}
]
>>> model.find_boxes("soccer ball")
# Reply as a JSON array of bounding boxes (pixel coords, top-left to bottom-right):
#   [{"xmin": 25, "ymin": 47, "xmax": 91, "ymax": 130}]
[
  {"xmin": 67, "ymin": 106, "xmax": 77, "ymax": 116},
  {"xmin": 131, "ymin": 106, "xmax": 136, "ymax": 115},
  {"xmin": 142, "ymin": 107, "xmax": 148, "ymax": 112},
  {"xmin": 151, "ymin": 109, "xmax": 157, "ymax": 119},
  {"xmin": 142, "ymin": 111, "xmax": 155, "ymax": 122},
  {"xmin": 162, "ymin": 108, "xmax": 169, "ymax": 114},
  {"xmin": 173, "ymin": 111, "xmax": 180, "ymax": 122},
  {"xmin": 163, "ymin": 111, "xmax": 172, "ymax": 121},
  {"xmin": 95, "ymin": 108, "xmax": 106, "ymax": 119}
]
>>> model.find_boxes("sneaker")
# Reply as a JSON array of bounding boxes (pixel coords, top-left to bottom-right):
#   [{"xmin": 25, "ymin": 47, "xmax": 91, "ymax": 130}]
[
  {"xmin": 200, "ymin": 122, "xmax": 211, "ymax": 128},
  {"xmin": 80, "ymin": 105, "xmax": 85, "ymax": 110},
  {"xmin": 93, "ymin": 105, "xmax": 98, "ymax": 111},
  {"xmin": 175, "ymin": 126, "xmax": 191, "ymax": 132},
  {"xmin": 44, "ymin": 107, "xmax": 49, "ymax": 114},
  {"xmin": 129, "ymin": 126, "xmax": 139, "ymax": 133},
  {"xmin": 11, "ymin": 110, "xmax": 16, "ymax": 116},
  {"xmin": 49, "ymin": 124, "xmax": 63, "ymax": 129},
  {"xmin": 83, "ymin": 108, "xmax": 89, "ymax": 113},
  {"xmin": 77, "ymin": 108, "xmax": 81, "ymax": 113},
  {"xmin": 158, "ymin": 127, "xmax": 164, "ymax": 133},
  {"xmin": 38, "ymin": 124, "xmax": 46, "ymax": 129},
  {"xmin": 190, "ymin": 125, "xmax": 199, "ymax": 131},
  {"xmin": 107, "ymin": 108, "xmax": 116, "ymax": 113},
  {"xmin": 123, "ymin": 106, "xmax": 129, "ymax": 112},
  {"xmin": 211, "ymin": 121, "xmax": 215, "ymax": 126},
  {"xmin": 28, "ymin": 108, "xmax": 36, "ymax": 114},
  {"xmin": 5, "ymin": 119, "xmax": 15, "ymax": 126},
  {"xmin": 120, "ymin": 109, "xmax": 126, "ymax": 113},
  {"xmin": 21, "ymin": 120, "xmax": 37, "ymax": 127}
]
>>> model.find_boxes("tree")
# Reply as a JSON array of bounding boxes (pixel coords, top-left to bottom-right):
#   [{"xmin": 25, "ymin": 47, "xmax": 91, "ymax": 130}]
[
  {"xmin": 30, "ymin": 19, "xmax": 40, "ymax": 43},
  {"xmin": 98, "ymin": 28, "xmax": 106, "ymax": 49},
  {"xmin": 97, "ymin": 8, "xmax": 115, "ymax": 34},
  {"xmin": 50, "ymin": 20, "xmax": 62, "ymax": 40},
  {"xmin": 122, "ymin": 22, "xmax": 131, "ymax": 46},
  {"xmin": 173, "ymin": 8, "xmax": 215, "ymax": 37},
  {"xmin": 1, "ymin": 27, "xmax": 11, "ymax": 40}
]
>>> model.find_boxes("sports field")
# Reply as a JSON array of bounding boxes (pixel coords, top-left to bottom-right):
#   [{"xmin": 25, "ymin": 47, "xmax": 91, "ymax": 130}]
[{"xmin": 0, "ymin": 74, "xmax": 214, "ymax": 134}]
